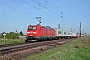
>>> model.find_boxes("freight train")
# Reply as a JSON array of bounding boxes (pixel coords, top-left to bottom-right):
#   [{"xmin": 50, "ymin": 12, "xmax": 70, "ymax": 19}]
[{"xmin": 25, "ymin": 24, "xmax": 77, "ymax": 42}]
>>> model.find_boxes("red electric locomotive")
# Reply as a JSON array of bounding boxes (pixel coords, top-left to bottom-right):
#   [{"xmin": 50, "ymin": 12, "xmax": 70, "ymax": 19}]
[{"xmin": 26, "ymin": 24, "xmax": 55, "ymax": 42}]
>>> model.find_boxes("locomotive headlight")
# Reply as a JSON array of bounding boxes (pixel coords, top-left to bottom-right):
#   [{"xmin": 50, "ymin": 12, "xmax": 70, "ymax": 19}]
[
  {"xmin": 27, "ymin": 32, "xmax": 30, "ymax": 34},
  {"xmin": 36, "ymin": 37, "xmax": 38, "ymax": 38},
  {"xmin": 33, "ymin": 32, "xmax": 36, "ymax": 34}
]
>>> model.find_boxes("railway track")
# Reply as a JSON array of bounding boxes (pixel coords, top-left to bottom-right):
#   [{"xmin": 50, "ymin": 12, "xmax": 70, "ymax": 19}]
[
  {"xmin": 0, "ymin": 38, "xmax": 71, "ymax": 48},
  {"xmin": 0, "ymin": 38, "xmax": 76, "ymax": 56},
  {"xmin": 0, "ymin": 42, "xmax": 30, "ymax": 48}
]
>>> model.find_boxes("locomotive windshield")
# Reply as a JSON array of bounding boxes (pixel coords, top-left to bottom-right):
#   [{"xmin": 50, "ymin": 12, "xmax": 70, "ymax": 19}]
[{"xmin": 28, "ymin": 26, "xmax": 36, "ymax": 30}]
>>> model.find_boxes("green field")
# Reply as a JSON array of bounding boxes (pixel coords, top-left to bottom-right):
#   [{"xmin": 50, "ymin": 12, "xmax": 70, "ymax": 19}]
[
  {"xmin": 22, "ymin": 37, "xmax": 90, "ymax": 60},
  {"xmin": 0, "ymin": 39, "xmax": 25, "ymax": 45}
]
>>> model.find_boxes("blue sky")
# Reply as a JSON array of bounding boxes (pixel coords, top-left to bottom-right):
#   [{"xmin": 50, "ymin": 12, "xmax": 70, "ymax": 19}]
[{"xmin": 0, "ymin": 0, "xmax": 90, "ymax": 35}]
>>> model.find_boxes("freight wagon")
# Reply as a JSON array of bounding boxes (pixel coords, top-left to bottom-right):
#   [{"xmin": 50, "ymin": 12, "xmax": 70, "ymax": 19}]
[{"xmin": 55, "ymin": 28, "xmax": 77, "ymax": 39}]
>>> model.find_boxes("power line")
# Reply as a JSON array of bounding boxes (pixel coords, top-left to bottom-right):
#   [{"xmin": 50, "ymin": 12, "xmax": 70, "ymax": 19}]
[
  {"xmin": 43, "ymin": 0, "xmax": 47, "ymax": 7},
  {"xmin": 47, "ymin": 1, "xmax": 79, "ymax": 29},
  {"xmin": 32, "ymin": 0, "xmax": 47, "ymax": 8},
  {"xmin": 0, "ymin": 2, "xmax": 35, "ymax": 17},
  {"xmin": 22, "ymin": 0, "xmax": 59, "ymax": 21},
  {"xmin": 80, "ymin": 22, "xmax": 81, "ymax": 37},
  {"xmin": 31, "ymin": 0, "xmax": 59, "ymax": 16},
  {"xmin": 0, "ymin": 0, "xmax": 79, "ymax": 31},
  {"xmin": 12, "ymin": 0, "xmax": 57, "ymax": 25},
  {"xmin": 0, "ymin": 0, "xmax": 57, "ymax": 25},
  {"xmin": 47, "ymin": 2, "xmax": 79, "ymax": 31},
  {"xmin": 20, "ymin": 0, "xmax": 58, "ymax": 25},
  {"xmin": 21, "ymin": 0, "xmax": 49, "ymax": 16},
  {"xmin": 12, "ymin": 0, "xmax": 42, "ymax": 16},
  {"xmin": 21, "ymin": 0, "xmax": 62, "ymax": 23}
]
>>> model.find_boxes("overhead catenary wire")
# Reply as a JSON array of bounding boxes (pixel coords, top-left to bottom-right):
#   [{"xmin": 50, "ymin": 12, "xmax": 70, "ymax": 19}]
[
  {"xmin": 21, "ymin": 0, "xmax": 49, "ymax": 16},
  {"xmin": 0, "ymin": 0, "xmax": 79, "ymax": 32},
  {"xmin": 31, "ymin": 0, "xmax": 59, "ymax": 16},
  {"xmin": 0, "ymin": 1, "xmax": 56, "ymax": 25},
  {"xmin": 12, "ymin": 0, "xmax": 43, "ymax": 17},
  {"xmin": 30, "ymin": 0, "xmax": 71, "ymax": 29},
  {"xmin": 47, "ymin": 1, "xmax": 79, "ymax": 29},
  {"xmin": 0, "ymin": 2, "xmax": 35, "ymax": 17},
  {"xmin": 21, "ymin": 0, "xmax": 63, "ymax": 23},
  {"xmin": 31, "ymin": 0, "xmax": 66, "ymax": 24},
  {"xmin": 12, "ymin": 0, "xmax": 56, "ymax": 25}
]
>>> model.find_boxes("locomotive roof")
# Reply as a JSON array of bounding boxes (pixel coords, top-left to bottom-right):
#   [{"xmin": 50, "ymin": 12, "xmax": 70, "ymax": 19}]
[
  {"xmin": 42, "ymin": 26, "xmax": 51, "ymax": 28},
  {"xmin": 28, "ymin": 24, "xmax": 54, "ymax": 29},
  {"xmin": 42, "ymin": 26, "xmax": 54, "ymax": 29},
  {"xmin": 28, "ymin": 24, "xmax": 40, "ymax": 26}
]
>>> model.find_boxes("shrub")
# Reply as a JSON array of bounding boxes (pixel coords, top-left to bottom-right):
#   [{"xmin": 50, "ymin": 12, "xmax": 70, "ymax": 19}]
[{"xmin": 0, "ymin": 32, "xmax": 19, "ymax": 39}]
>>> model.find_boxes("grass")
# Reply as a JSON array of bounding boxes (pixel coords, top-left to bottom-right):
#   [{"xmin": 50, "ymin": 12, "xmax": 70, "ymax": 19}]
[
  {"xmin": 0, "ymin": 39, "xmax": 25, "ymax": 45},
  {"xmin": 22, "ymin": 37, "xmax": 90, "ymax": 60}
]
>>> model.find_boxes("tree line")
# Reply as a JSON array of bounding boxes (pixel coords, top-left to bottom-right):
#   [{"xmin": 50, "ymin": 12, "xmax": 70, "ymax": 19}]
[{"xmin": 0, "ymin": 31, "xmax": 24, "ymax": 39}]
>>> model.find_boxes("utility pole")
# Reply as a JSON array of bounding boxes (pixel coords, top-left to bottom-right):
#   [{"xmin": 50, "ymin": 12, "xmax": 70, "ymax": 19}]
[
  {"xmin": 80, "ymin": 22, "xmax": 81, "ymax": 37},
  {"xmin": 70, "ymin": 28, "xmax": 72, "ymax": 32},
  {"xmin": 83, "ymin": 28, "xmax": 84, "ymax": 36},
  {"xmin": 85, "ymin": 32, "xmax": 87, "ymax": 37},
  {"xmin": 58, "ymin": 24, "xmax": 60, "ymax": 29}
]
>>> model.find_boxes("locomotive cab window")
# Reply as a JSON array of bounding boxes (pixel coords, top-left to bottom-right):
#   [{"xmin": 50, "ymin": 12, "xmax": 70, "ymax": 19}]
[
  {"xmin": 28, "ymin": 26, "xmax": 37, "ymax": 30},
  {"xmin": 28, "ymin": 27, "xmax": 32, "ymax": 30},
  {"xmin": 33, "ymin": 27, "xmax": 36, "ymax": 30}
]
